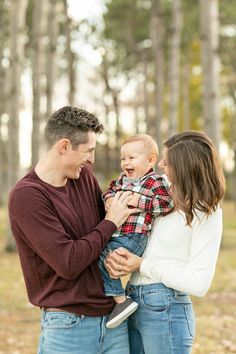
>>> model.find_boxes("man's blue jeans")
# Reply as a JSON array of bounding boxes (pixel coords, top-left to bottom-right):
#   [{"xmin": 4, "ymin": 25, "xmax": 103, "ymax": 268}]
[
  {"xmin": 38, "ymin": 310, "xmax": 130, "ymax": 354},
  {"xmin": 126, "ymin": 283, "xmax": 195, "ymax": 354}
]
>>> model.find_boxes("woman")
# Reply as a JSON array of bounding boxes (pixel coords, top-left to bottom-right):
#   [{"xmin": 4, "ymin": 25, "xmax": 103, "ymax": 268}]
[{"xmin": 105, "ymin": 131, "xmax": 225, "ymax": 354}]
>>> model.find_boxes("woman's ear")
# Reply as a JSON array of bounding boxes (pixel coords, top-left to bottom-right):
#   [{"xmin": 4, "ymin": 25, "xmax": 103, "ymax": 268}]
[{"xmin": 149, "ymin": 154, "xmax": 157, "ymax": 166}]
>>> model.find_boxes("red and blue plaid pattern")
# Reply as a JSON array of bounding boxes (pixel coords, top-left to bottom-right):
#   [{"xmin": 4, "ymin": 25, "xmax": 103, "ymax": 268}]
[{"xmin": 103, "ymin": 168, "xmax": 173, "ymax": 237}]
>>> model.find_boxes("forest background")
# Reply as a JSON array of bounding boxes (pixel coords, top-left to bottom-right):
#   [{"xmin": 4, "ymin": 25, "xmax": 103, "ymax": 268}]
[{"xmin": 0, "ymin": 0, "xmax": 235, "ymax": 353}]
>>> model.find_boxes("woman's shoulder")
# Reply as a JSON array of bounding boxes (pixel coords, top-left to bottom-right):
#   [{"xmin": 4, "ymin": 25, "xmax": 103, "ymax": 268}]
[
  {"xmin": 161, "ymin": 207, "xmax": 223, "ymax": 228},
  {"xmin": 192, "ymin": 206, "xmax": 223, "ymax": 229},
  {"xmin": 193, "ymin": 206, "xmax": 222, "ymax": 219}
]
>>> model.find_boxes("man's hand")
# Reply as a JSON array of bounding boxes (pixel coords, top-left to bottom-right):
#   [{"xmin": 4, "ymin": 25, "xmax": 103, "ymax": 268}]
[
  {"xmin": 104, "ymin": 197, "xmax": 114, "ymax": 211},
  {"xmin": 105, "ymin": 191, "xmax": 141, "ymax": 228}
]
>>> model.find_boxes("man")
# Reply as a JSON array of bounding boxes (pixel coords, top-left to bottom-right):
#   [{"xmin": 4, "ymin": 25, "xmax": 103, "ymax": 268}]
[{"xmin": 8, "ymin": 106, "xmax": 138, "ymax": 354}]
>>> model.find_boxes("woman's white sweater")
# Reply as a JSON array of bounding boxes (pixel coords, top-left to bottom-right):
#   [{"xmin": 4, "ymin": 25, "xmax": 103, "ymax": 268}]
[{"xmin": 130, "ymin": 208, "xmax": 223, "ymax": 297}]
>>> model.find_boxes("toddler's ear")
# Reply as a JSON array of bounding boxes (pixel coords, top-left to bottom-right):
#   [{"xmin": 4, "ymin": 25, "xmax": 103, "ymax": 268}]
[{"xmin": 149, "ymin": 154, "xmax": 157, "ymax": 166}]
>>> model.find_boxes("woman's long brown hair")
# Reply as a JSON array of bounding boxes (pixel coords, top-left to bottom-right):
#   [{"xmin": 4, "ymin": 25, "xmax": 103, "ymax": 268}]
[{"xmin": 164, "ymin": 131, "xmax": 226, "ymax": 225}]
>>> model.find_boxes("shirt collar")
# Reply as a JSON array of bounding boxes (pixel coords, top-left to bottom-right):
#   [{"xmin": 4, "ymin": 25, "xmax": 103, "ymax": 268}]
[{"xmin": 122, "ymin": 167, "xmax": 155, "ymax": 185}]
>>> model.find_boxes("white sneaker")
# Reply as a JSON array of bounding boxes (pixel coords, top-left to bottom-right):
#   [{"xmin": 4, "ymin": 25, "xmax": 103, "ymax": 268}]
[{"xmin": 106, "ymin": 298, "xmax": 138, "ymax": 329}]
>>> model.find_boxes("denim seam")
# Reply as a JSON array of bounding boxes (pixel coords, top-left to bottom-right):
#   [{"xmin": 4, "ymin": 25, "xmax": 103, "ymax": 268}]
[
  {"xmin": 184, "ymin": 305, "xmax": 194, "ymax": 338},
  {"xmin": 169, "ymin": 299, "xmax": 175, "ymax": 354}
]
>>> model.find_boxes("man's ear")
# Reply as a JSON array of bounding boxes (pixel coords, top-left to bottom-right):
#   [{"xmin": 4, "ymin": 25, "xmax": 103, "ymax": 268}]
[
  {"xmin": 149, "ymin": 154, "xmax": 157, "ymax": 166},
  {"xmin": 58, "ymin": 138, "xmax": 70, "ymax": 155}
]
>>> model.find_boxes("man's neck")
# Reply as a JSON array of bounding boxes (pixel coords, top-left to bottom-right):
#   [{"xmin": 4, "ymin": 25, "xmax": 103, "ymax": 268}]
[{"xmin": 35, "ymin": 153, "xmax": 67, "ymax": 187}]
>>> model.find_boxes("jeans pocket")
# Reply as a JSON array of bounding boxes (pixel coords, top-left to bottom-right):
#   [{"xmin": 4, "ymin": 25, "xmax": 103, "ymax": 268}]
[
  {"xmin": 142, "ymin": 292, "xmax": 169, "ymax": 313},
  {"xmin": 184, "ymin": 304, "xmax": 195, "ymax": 338},
  {"xmin": 43, "ymin": 312, "xmax": 81, "ymax": 329}
]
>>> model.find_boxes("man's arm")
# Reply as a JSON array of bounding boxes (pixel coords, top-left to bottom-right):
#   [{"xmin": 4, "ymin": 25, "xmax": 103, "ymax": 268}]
[{"xmin": 9, "ymin": 187, "xmax": 139, "ymax": 280}]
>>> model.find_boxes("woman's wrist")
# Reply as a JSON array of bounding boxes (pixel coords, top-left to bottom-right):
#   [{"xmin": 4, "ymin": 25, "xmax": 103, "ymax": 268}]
[
  {"xmin": 135, "ymin": 257, "xmax": 143, "ymax": 272},
  {"xmin": 139, "ymin": 258, "xmax": 147, "ymax": 273}
]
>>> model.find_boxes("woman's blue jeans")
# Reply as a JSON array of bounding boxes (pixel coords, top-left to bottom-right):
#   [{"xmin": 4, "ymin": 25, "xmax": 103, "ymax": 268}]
[
  {"xmin": 126, "ymin": 283, "xmax": 195, "ymax": 354},
  {"xmin": 38, "ymin": 310, "xmax": 130, "ymax": 354}
]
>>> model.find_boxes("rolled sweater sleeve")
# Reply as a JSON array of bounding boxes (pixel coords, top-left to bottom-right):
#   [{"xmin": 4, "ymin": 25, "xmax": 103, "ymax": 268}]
[{"xmin": 9, "ymin": 186, "xmax": 116, "ymax": 280}]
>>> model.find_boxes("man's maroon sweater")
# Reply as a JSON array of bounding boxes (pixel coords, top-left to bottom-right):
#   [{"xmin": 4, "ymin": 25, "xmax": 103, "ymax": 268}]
[{"xmin": 8, "ymin": 165, "xmax": 117, "ymax": 316}]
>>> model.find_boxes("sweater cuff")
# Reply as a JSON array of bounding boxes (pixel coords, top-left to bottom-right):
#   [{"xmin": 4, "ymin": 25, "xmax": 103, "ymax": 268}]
[
  {"xmin": 140, "ymin": 259, "xmax": 161, "ymax": 282},
  {"xmin": 96, "ymin": 219, "xmax": 117, "ymax": 241}
]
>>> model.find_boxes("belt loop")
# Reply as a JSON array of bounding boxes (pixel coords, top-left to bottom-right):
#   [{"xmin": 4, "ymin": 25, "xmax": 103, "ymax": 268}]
[
  {"xmin": 138, "ymin": 285, "xmax": 142, "ymax": 300},
  {"xmin": 40, "ymin": 307, "xmax": 46, "ymax": 321}
]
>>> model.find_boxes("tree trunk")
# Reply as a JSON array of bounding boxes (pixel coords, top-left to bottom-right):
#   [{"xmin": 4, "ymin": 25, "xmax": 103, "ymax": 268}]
[
  {"xmin": 104, "ymin": 102, "xmax": 111, "ymax": 173},
  {"xmin": 150, "ymin": 0, "xmax": 165, "ymax": 146},
  {"xmin": 113, "ymin": 93, "xmax": 121, "ymax": 169},
  {"xmin": 182, "ymin": 57, "xmax": 190, "ymax": 130},
  {"xmin": 142, "ymin": 50, "xmax": 150, "ymax": 134},
  {"xmin": 31, "ymin": 0, "xmax": 43, "ymax": 166},
  {"xmin": 199, "ymin": 0, "xmax": 220, "ymax": 149},
  {"xmin": 168, "ymin": 0, "xmax": 183, "ymax": 137},
  {"xmin": 63, "ymin": 0, "xmax": 77, "ymax": 105},
  {"xmin": 6, "ymin": 0, "xmax": 28, "ymax": 251},
  {"xmin": 46, "ymin": 0, "xmax": 58, "ymax": 117},
  {"xmin": 0, "ymin": 3, "xmax": 7, "ymax": 206},
  {"xmin": 101, "ymin": 58, "xmax": 121, "ymax": 170},
  {"xmin": 232, "ymin": 115, "xmax": 236, "ymax": 204},
  {"xmin": 0, "ymin": 117, "xmax": 8, "ymax": 207},
  {"xmin": 228, "ymin": 84, "xmax": 236, "ymax": 204},
  {"xmin": 134, "ymin": 103, "xmax": 140, "ymax": 134}
]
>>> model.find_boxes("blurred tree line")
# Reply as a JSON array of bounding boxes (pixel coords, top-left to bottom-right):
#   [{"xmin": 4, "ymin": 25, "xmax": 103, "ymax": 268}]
[{"xmin": 0, "ymin": 0, "xmax": 236, "ymax": 250}]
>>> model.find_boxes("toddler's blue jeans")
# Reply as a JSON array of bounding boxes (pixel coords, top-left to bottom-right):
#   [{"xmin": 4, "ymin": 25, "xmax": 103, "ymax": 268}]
[{"xmin": 99, "ymin": 233, "xmax": 147, "ymax": 297}]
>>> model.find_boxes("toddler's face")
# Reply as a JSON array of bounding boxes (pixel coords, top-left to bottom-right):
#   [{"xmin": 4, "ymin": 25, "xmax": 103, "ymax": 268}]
[{"xmin": 120, "ymin": 141, "xmax": 154, "ymax": 179}]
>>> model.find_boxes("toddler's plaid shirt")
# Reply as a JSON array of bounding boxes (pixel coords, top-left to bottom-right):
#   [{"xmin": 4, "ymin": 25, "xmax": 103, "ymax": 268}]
[{"xmin": 103, "ymin": 168, "xmax": 173, "ymax": 237}]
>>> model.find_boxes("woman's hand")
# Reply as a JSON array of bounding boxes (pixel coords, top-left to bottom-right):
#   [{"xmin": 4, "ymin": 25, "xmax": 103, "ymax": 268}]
[{"xmin": 105, "ymin": 247, "xmax": 143, "ymax": 279}]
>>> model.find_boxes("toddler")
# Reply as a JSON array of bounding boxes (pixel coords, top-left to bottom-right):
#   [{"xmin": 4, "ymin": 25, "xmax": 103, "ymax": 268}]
[{"xmin": 99, "ymin": 134, "xmax": 173, "ymax": 329}]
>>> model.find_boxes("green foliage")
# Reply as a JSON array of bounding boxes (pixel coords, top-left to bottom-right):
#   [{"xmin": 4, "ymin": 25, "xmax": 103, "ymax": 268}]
[
  {"xmin": 101, "ymin": 0, "xmax": 236, "ymax": 147},
  {"xmin": 181, "ymin": 0, "xmax": 199, "ymax": 48},
  {"xmin": 103, "ymin": 0, "xmax": 151, "ymax": 73},
  {"xmin": 219, "ymin": 1, "xmax": 236, "ymax": 25},
  {"xmin": 104, "ymin": 0, "xmax": 150, "ymax": 49},
  {"xmin": 0, "ymin": 0, "xmax": 10, "ymax": 48}
]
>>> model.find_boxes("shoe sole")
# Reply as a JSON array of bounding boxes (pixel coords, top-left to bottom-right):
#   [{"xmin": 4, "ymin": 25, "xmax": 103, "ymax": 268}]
[{"xmin": 106, "ymin": 302, "xmax": 138, "ymax": 329}]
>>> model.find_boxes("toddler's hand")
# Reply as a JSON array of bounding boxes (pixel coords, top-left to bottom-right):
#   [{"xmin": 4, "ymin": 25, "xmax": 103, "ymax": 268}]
[{"xmin": 127, "ymin": 193, "xmax": 140, "ymax": 207}]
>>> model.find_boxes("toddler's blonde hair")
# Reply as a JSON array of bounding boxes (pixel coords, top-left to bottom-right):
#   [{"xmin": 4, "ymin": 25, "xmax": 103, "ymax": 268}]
[{"xmin": 122, "ymin": 134, "xmax": 159, "ymax": 157}]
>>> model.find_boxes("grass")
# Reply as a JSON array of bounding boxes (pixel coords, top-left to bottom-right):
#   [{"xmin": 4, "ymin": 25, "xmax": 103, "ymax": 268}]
[
  {"xmin": 0, "ymin": 201, "xmax": 236, "ymax": 354},
  {"xmin": 190, "ymin": 201, "xmax": 236, "ymax": 354}
]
